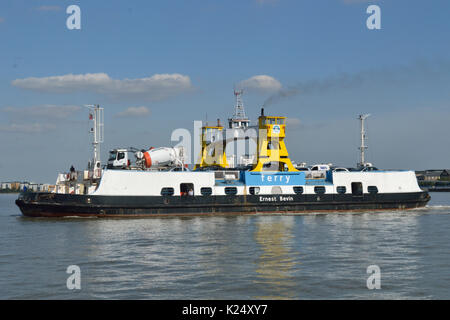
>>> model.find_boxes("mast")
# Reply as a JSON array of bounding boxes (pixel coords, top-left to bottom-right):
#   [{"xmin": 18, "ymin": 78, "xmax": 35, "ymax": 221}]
[
  {"xmin": 358, "ymin": 114, "xmax": 370, "ymax": 168},
  {"xmin": 233, "ymin": 89, "xmax": 246, "ymax": 120},
  {"xmin": 228, "ymin": 89, "xmax": 249, "ymax": 129},
  {"xmin": 226, "ymin": 90, "xmax": 251, "ymax": 168},
  {"xmin": 86, "ymin": 104, "xmax": 104, "ymax": 168}
]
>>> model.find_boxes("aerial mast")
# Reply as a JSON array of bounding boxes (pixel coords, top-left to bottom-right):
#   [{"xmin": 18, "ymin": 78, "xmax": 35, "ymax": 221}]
[
  {"xmin": 86, "ymin": 104, "xmax": 104, "ymax": 170},
  {"xmin": 358, "ymin": 114, "xmax": 370, "ymax": 168},
  {"xmin": 228, "ymin": 89, "xmax": 249, "ymax": 129},
  {"xmin": 233, "ymin": 89, "xmax": 246, "ymax": 119}
]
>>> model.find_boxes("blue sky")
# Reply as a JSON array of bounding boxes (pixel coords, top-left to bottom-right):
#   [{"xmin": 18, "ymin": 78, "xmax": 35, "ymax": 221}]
[{"xmin": 1, "ymin": 0, "xmax": 450, "ymax": 183}]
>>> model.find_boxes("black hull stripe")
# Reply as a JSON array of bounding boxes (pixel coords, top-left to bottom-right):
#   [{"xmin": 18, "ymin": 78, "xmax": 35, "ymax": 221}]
[{"xmin": 16, "ymin": 191, "xmax": 430, "ymax": 218}]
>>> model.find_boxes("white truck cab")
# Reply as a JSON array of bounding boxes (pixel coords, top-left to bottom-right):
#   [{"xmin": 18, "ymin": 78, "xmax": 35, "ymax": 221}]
[{"xmin": 107, "ymin": 149, "xmax": 132, "ymax": 169}]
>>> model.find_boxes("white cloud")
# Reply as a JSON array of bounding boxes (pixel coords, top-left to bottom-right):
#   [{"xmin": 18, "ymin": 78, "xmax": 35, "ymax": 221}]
[
  {"xmin": 255, "ymin": 0, "xmax": 279, "ymax": 4},
  {"xmin": 2, "ymin": 105, "xmax": 81, "ymax": 119},
  {"xmin": 0, "ymin": 123, "xmax": 56, "ymax": 134},
  {"xmin": 36, "ymin": 6, "xmax": 62, "ymax": 11},
  {"xmin": 115, "ymin": 106, "xmax": 150, "ymax": 118},
  {"xmin": 0, "ymin": 105, "xmax": 80, "ymax": 134},
  {"xmin": 286, "ymin": 117, "xmax": 301, "ymax": 128},
  {"xmin": 238, "ymin": 75, "xmax": 282, "ymax": 93},
  {"xmin": 12, "ymin": 73, "xmax": 193, "ymax": 101},
  {"xmin": 341, "ymin": 0, "xmax": 380, "ymax": 4}
]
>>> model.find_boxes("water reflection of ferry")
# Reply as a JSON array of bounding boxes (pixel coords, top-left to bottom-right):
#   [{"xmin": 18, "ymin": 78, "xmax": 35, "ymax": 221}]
[
  {"xmin": 16, "ymin": 92, "xmax": 429, "ymax": 217},
  {"xmin": 254, "ymin": 217, "xmax": 297, "ymax": 299}
]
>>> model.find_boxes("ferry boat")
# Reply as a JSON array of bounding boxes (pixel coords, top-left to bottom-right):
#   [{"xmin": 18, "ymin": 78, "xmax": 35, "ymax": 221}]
[{"xmin": 15, "ymin": 95, "xmax": 430, "ymax": 217}]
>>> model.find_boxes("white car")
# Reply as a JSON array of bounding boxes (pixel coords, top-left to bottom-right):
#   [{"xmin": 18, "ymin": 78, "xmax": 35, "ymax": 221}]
[{"xmin": 333, "ymin": 167, "xmax": 349, "ymax": 172}]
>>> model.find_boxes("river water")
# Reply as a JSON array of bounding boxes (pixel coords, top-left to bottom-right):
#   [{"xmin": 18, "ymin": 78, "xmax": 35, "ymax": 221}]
[{"xmin": 0, "ymin": 193, "xmax": 449, "ymax": 299}]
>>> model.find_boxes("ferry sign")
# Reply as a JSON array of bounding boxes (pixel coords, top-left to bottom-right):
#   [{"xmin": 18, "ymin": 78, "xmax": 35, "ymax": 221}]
[
  {"xmin": 243, "ymin": 171, "xmax": 306, "ymax": 186},
  {"xmin": 272, "ymin": 125, "xmax": 281, "ymax": 135}
]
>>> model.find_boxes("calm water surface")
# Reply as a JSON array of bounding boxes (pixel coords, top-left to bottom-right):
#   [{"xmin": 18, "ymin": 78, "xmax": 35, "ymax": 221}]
[{"xmin": 1, "ymin": 193, "xmax": 449, "ymax": 299}]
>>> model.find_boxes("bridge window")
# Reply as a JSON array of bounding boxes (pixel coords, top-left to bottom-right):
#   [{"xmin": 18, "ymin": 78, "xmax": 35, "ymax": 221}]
[
  {"xmin": 249, "ymin": 187, "xmax": 260, "ymax": 195},
  {"xmin": 161, "ymin": 187, "xmax": 174, "ymax": 196},
  {"xmin": 201, "ymin": 187, "xmax": 212, "ymax": 196},
  {"xmin": 337, "ymin": 186, "xmax": 346, "ymax": 194},
  {"xmin": 293, "ymin": 186, "xmax": 304, "ymax": 194},
  {"xmin": 314, "ymin": 186, "xmax": 326, "ymax": 194},
  {"xmin": 224, "ymin": 187, "xmax": 237, "ymax": 195},
  {"xmin": 368, "ymin": 186, "xmax": 379, "ymax": 194}
]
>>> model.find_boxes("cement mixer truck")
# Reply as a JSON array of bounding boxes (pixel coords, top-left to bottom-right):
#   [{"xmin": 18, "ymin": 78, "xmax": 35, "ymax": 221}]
[
  {"xmin": 136, "ymin": 146, "xmax": 186, "ymax": 169},
  {"xmin": 107, "ymin": 146, "xmax": 186, "ymax": 170}
]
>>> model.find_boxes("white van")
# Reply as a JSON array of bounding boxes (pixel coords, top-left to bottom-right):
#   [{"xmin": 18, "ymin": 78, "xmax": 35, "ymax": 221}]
[{"xmin": 310, "ymin": 164, "xmax": 331, "ymax": 178}]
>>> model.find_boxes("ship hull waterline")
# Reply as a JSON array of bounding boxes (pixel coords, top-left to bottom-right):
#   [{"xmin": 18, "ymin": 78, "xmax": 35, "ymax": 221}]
[{"xmin": 15, "ymin": 191, "xmax": 430, "ymax": 218}]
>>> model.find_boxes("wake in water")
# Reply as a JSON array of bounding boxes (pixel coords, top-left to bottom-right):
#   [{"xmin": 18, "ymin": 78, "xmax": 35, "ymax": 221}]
[
  {"xmin": 426, "ymin": 205, "xmax": 450, "ymax": 210},
  {"xmin": 410, "ymin": 204, "xmax": 450, "ymax": 214}
]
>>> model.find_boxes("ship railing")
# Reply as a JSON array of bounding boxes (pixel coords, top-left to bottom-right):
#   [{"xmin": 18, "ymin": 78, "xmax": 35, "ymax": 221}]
[
  {"xmin": 55, "ymin": 170, "xmax": 99, "ymax": 195},
  {"xmin": 59, "ymin": 169, "xmax": 103, "ymax": 183}
]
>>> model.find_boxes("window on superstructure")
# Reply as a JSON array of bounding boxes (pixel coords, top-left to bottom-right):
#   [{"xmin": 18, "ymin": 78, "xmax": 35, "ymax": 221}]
[
  {"xmin": 368, "ymin": 186, "xmax": 378, "ymax": 194},
  {"xmin": 314, "ymin": 186, "xmax": 326, "ymax": 194},
  {"xmin": 337, "ymin": 186, "xmax": 346, "ymax": 194},
  {"xmin": 293, "ymin": 186, "xmax": 304, "ymax": 194},
  {"xmin": 249, "ymin": 187, "xmax": 260, "ymax": 195},
  {"xmin": 201, "ymin": 187, "xmax": 212, "ymax": 196},
  {"xmin": 161, "ymin": 187, "xmax": 174, "ymax": 196},
  {"xmin": 117, "ymin": 152, "xmax": 125, "ymax": 160},
  {"xmin": 271, "ymin": 186, "xmax": 282, "ymax": 194},
  {"xmin": 224, "ymin": 187, "xmax": 237, "ymax": 195}
]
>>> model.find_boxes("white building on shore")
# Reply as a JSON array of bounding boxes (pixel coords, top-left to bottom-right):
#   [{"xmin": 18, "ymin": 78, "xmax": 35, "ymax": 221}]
[{"xmin": 0, "ymin": 181, "xmax": 52, "ymax": 192}]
